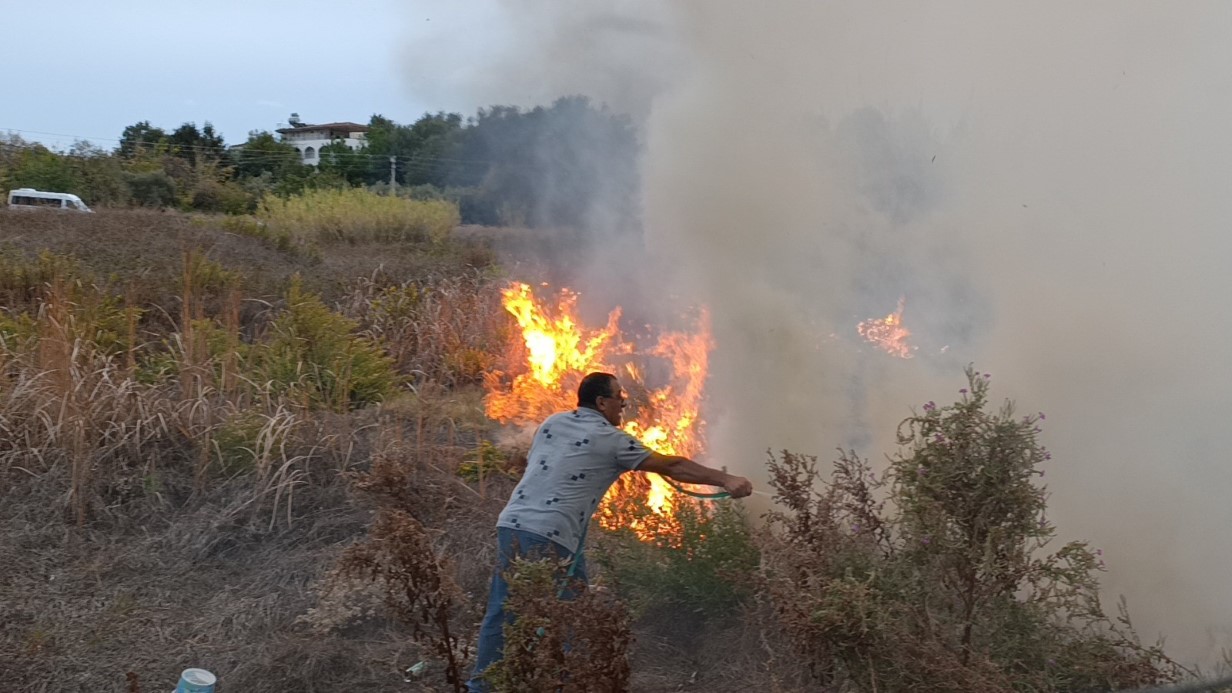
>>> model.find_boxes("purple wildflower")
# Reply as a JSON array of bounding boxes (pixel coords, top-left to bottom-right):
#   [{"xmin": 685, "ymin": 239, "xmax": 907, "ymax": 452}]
[
  {"xmin": 984, "ymin": 373, "xmax": 991, "ymax": 379},
  {"xmin": 1038, "ymin": 412, "xmax": 1046, "ymax": 420},
  {"xmin": 921, "ymin": 536, "xmax": 931, "ymax": 545},
  {"xmin": 959, "ymin": 388, "xmax": 968, "ymax": 395},
  {"xmin": 923, "ymin": 401, "xmax": 936, "ymax": 412},
  {"xmin": 1044, "ymin": 452, "xmax": 1052, "ymax": 460},
  {"xmin": 1096, "ymin": 549, "xmax": 1103, "ymax": 556},
  {"xmin": 852, "ymin": 523, "xmax": 861, "ymax": 533}
]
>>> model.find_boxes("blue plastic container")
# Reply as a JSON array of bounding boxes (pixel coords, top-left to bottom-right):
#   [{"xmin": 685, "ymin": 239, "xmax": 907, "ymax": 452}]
[{"xmin": 174, "ymin": 668, "xmax": 216, "ymax": 693}]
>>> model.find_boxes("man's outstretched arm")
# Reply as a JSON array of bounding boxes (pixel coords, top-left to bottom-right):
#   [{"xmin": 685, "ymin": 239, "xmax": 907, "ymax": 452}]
[{"xmin": 638, "ymin": 452, "xmax": 754, "ymax": 498}]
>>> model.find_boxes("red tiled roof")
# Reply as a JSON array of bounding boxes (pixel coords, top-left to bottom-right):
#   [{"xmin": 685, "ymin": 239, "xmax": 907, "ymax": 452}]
[{"xmin": 275, "ymin": 122, "xmax": 369, "ymax": 134}]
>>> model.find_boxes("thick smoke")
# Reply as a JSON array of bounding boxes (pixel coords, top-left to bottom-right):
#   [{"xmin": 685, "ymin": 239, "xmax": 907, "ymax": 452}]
[{"xmin": 405, "ymin": 1, "xmax": 1232, "ymax": 663}]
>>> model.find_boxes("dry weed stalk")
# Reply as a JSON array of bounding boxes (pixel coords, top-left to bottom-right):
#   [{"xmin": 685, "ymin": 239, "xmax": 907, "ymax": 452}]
[
  {"xmin": 338, "ymin": 508, "xmax": 470, "ymax": 692},
  {"xmin": 484, "ymin": 558, "xmax": 633, "ymax": 693},
  {"xmin": 15, "ymin": 276, "xmax": 180, "ymax": 523},
  {"xmin": 343, "ymin": 270, "xmax": 508, "ymax": 387},
  {"xmin": 0, "ymin": 273, "xmax": 328, "ymax": 528}
]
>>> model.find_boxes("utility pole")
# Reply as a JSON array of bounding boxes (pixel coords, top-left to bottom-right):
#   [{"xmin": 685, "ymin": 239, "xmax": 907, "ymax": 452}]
[{"xmin": 388, "ymin": 156, "xmax": 397, "ymax": 192}]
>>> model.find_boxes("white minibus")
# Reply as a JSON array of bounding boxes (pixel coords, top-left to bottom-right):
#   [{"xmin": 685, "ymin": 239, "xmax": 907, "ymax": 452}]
[{"xmin": 6, "ymin": 188, "xmax": 93, "ymax": 212}]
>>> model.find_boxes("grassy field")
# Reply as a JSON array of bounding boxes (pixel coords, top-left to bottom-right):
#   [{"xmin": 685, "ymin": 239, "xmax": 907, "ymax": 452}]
[
  {"xmin": 0, "ymin": 206, "xmax": 794, "ymax": 693},
  {"xmin": 0, "ymin": 203, "xmax": 1184, "ymax": 693}
]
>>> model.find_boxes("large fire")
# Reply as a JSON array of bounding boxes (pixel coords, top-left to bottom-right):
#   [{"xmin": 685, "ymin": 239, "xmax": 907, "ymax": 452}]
[
  {"xmin": 858, "ymin": 297, "xmax": 916, "ymax": 359},
  {"xmin": 484, "ymin": 282, "xmax": 712, "ymax": 542}
]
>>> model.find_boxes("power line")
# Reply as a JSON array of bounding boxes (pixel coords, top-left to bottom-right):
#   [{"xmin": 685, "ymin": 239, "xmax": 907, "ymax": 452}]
[{"xmin": 0, "ymin": 126, "xmax": 123, "ymax": 145}]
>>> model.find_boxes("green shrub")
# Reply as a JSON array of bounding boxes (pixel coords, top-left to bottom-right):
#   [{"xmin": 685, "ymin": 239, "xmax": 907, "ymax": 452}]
[
  {"xmin": 134, "ymin": 347, "xmax": 178, "ymax": 385},
  {"xmin": 0, "ymin": 250, "xmax": 83, "ymax": 312},
  {"xmin": 598, "ymin": 499, "xmax": 759, "ymax": 619},
  {"xmin": 190, "ymin": 179, "xmax": 257, "ymax": 214},
  {"xmin": 457, "ymin": 440, "xmax": 511, "ymax": 483},
  {"xmin": 218, "ymin": 215, "xmax": 297, "ymax": 254},
  {"xmin": 253, "ymin": 277, "xmax": 399, "ymax": 411},
  {"xmin": 0, "ymin": 313, "xmax": 38, "ymax": 351},
  {"xmin": 212, "ymin": 409, "xmax": 267, "ymax": 474},
  {"xmin": 125, "ymin": 170, "xmax": 177, "ymax": 207},
  {"xmin": 758, "ymin": 367, "xmax": 1183, "ymax": 692}
]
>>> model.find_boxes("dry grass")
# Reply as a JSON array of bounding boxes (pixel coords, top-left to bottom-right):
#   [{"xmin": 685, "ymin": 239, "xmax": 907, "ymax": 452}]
[
  {"xmin": 259, "ymin": 188, "xmax": 460, "ymax": 244},
  {"xmin": 0, "ymin": 208, "xmax": 514, "ymax": 690},
  {"xmin": 0, "ymin": 209, "xmax": 825, "ymax": 692},
  {"xmin": 341, "ymin": 269, "xmax": 512, "ymax": 388},
  {"xmin": 0, "ymin": 385, "xmax": 509, "ymax": 691}
]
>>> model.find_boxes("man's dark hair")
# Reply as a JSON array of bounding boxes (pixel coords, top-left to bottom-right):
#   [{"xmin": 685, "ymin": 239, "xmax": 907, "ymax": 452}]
[{"xmin": 577, "ymin": 372, "xmax": 617, "ymax": 408}]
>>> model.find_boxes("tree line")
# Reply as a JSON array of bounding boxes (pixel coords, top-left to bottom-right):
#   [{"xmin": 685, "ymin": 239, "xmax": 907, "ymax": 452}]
[{"xmin": 0, "ymin": 96, "xmax": 639, "ymax": 230}]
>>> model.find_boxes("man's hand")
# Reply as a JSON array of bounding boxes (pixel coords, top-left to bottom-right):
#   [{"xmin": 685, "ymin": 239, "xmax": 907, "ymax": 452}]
[{"xmin": 722, "ymin": 474, "xmax": 754, "ymax": 499}]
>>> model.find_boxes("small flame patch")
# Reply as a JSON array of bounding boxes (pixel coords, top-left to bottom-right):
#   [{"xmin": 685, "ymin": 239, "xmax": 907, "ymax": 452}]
[{"xmin": 858, "ymin": 297, "xmax": 917, "ymax": 359}]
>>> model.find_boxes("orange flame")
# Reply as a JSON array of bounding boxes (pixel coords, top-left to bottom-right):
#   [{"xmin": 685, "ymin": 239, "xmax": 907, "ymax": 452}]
[
  {"xmin": 858, "ymin": 297, "xmax": 916, "ymax": 359},
  {"xmin": 484, "ymin": 282, "xmax": 712, "ymax": 542}
]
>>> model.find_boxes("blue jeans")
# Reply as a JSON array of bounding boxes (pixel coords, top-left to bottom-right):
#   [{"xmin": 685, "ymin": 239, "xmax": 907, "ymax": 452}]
[{"xmin": 467, "ymin": 527, "xmax": 587, "ymax": 693}]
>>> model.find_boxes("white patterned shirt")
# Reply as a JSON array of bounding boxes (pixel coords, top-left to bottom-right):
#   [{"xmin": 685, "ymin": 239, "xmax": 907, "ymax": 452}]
[{"xmin": 497, "ymin": 407, "xmax": 652, "ymax": 552}]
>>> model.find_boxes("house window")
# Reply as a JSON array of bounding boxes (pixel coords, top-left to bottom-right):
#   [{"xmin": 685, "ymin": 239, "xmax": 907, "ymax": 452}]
[{"xmin": 304, "ymin": 146, "xmax": 316, "ymax": 160}]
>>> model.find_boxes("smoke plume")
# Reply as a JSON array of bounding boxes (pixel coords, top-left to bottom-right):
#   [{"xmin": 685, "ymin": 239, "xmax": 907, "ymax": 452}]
[{"xmin": 405, "ymin": 1, "xmax": 1232, "ymax": 663}]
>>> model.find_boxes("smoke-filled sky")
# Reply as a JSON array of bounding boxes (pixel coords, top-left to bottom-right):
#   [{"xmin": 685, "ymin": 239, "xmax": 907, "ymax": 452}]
[{"xmin": 403, "ymin": 1, "xmax": 1232, "ymax": 664}]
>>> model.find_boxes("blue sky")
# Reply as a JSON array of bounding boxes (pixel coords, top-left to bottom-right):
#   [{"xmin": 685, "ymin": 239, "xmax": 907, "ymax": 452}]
[{"xmin": 0, "ymin": 0, "xmax": 500, "ymax": 150}]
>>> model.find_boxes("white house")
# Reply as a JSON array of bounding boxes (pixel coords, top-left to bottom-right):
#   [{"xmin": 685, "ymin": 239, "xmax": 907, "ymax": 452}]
[{"xmin": 276, "ymin": 114, "xmax": 368, "ymax": 166}]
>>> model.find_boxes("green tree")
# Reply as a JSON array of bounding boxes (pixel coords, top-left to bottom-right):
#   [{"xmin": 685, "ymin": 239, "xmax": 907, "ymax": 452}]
[
  {"xmin": 168, "ymin": 121, "xmax": 226, "ymax": 165},
  {"xmin": 401, "ymin": 112, "xmax": 464, "ymax": 188},
  {"xmin": 7, "ymin": 145, "xmax": 77, "ymax": 193},
  {"xmin": 0, "ymin": 132, "xmax": 31, "ymax": 188},
  {"xmin": 234, "ymin": 131, "xmax": 300, "ymax": 177},
  {"xmin": 453, "ymin": 97, "xmax": 638, "ymax": 229},
  {"xmin": 362, "ymin": 114, "xmax": 416, "ymax": 185},
  {"xmin": 117, "ymin": 120, "xmax": 168, "ymax": 159},
  {"xmin": 358, "ymin": 112, "xmax": 465, "ymax": 188},
  {"xmin": 233, "ymin": 131, "xmax": 312, "ymax": 195},
  {"xmin": 66, "ymin": 141, "xmax": 129, "ymax": 207},
  {"xmin": 317, "ymin": 141, "xmax": 369, "ymax": 186}
]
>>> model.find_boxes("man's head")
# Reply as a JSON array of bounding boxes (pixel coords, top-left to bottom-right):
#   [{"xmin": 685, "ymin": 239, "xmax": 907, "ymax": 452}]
[{"xmin": 577, "ymin": 371, "xmax": 627, "ymax": 426}]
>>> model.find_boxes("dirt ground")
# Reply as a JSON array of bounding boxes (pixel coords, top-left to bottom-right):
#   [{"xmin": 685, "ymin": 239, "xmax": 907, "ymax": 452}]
[{"xmin": 0, "ymin": 433, "xmax": 798, "ymax": 692}]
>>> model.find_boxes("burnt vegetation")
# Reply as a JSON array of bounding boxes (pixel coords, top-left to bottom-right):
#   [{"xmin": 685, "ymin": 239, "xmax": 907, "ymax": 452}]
[{"xmin": 0, "ymin": 206, "xmax": 1198, "ymax": 692}]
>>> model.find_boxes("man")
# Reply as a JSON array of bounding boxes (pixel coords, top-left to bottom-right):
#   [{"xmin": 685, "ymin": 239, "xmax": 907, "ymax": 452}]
[{"xmin": 467, "ymin": 371, "xmax": 754, "ymax": 691}]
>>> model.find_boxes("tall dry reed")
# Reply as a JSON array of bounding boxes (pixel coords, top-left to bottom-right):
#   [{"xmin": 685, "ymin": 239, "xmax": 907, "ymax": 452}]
[{"xmin": 259, "ymin": 188, "xmax": 459, "ymax": 244}]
